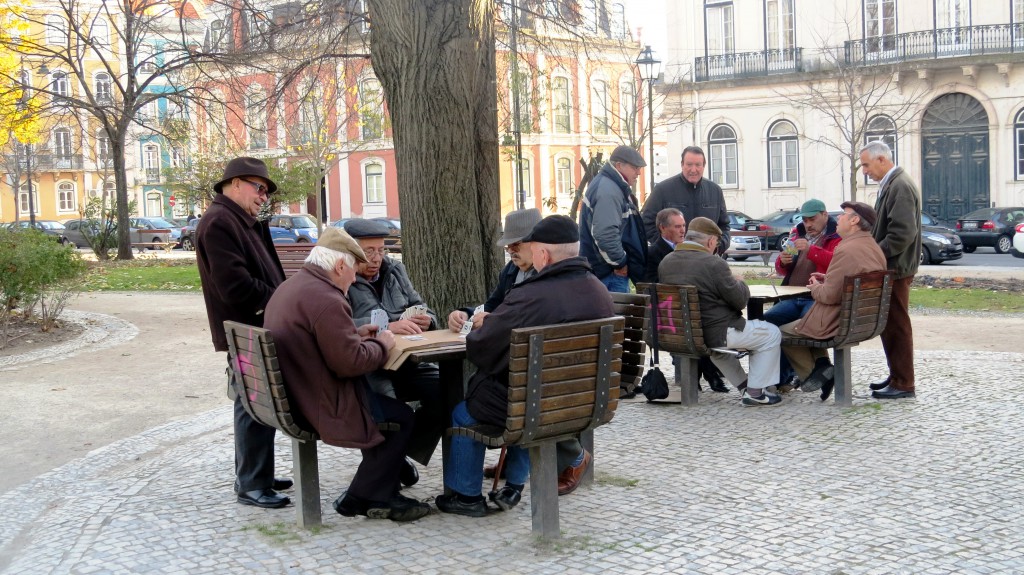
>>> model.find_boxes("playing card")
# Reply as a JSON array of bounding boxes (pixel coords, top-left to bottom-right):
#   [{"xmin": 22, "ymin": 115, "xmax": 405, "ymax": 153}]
[{"xmin": 370, "ymin": 308, "xmax": 389, "ymax": 332}]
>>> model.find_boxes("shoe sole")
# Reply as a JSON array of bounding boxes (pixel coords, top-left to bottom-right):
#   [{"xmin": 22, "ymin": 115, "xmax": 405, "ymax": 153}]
[
  {"xmin": 493, "ymin": 498, "xmax": 518, "ymax": 511},
  {"xmin": 872, "ymin": 392, "xmax": 916, "ymax": 399},
  {"xmin": 741, "ymin": 397, "xmax": 782, "ymax": 406},
  {"xmin": 801, "ymin": 366, "xmax": 834, "ymax": 393},
  {"xmin": 388, "ymin": 505, "xmax": 430, "ymax": 522},
  {"xmin": 237, "ymin": 496, "xmax": 290, "ymax": 509}
]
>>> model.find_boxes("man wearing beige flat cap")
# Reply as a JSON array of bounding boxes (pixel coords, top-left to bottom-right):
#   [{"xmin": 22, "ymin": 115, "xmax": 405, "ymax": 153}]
[{"xmin": 264, "ymin": 227, "xmax": 430, "ymax": 522}]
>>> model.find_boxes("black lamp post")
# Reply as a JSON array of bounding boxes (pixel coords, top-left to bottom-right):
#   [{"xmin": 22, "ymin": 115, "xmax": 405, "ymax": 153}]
[{"xmin": 635, "ymin": 45, "xmax": 661, "ymax": 195}]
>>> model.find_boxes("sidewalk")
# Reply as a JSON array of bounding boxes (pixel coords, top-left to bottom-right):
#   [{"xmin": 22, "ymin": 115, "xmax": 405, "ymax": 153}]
[{"xmin": 1, "ymin": 291, "xmax": 1022, "ymax": 574}]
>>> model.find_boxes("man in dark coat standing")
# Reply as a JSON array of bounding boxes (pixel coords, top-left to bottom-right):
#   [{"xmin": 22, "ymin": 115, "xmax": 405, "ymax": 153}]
[
  {"xmin": 196, "ymin": 157, "xmax": 290, "ymax": 509},
  {"xmin": 435, "ymin": 215, "xmax": 615, "ymax": 517},
  {"xmin": 264, "ymin": 227, "xmax": 429, "ymax": 522}
]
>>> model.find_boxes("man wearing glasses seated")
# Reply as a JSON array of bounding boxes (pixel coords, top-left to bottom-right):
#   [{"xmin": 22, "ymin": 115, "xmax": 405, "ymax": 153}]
[{"xmin": 343, "ymin": 218, "xmax": 444, "ymax": 483}]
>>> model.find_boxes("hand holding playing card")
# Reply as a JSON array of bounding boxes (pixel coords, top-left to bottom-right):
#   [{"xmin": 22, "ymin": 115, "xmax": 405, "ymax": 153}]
[
  {"xmin": 370, "ymin": 308, "xmax": 389, "ymax": 332},
  {"xmin": 388, "ymin": 319, "xmax": 422, "ymax": 335}
]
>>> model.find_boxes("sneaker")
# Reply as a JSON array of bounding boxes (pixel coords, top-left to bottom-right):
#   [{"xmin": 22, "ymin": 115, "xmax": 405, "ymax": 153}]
[
  {"xmin": 741, "ymin": 390, "xmax": 782, "ymax": 406},
  {"xmin": 488, "ymin": 486, "xmax": 522, "ymax": 511},
  {"xmin": 801, "ymin": 363, "xmax": 835, "ymax": 393}
]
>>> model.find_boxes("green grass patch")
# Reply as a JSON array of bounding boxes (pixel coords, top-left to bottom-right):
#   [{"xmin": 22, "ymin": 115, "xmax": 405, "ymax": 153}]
[
  {"xmin": 241, "ymin": 522, "xmax": 302, "ymax": 544},
  {"xmin": 594, "ymin": 472, "xmax": 639, "ymax": 488},
  {"xmin": 81, "ymin": 258, "xmax": 200, "ymax": 291}
]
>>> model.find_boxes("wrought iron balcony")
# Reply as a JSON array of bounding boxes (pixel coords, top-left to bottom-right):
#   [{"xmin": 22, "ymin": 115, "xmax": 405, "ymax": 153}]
[
  {"xmin": 845, "ymin": 23, "xmax": 1024, "ymax": 65},
  {"xmin": 145, "ymin": 168, "xmax": 161, "ymax": 183},
  {"xmin": 32, "ymin": 153, "xmax": 84, "ymax": 171},
  {"xmin": 694, "ymin": 48, "xmax": 803, "ymax": 82}
]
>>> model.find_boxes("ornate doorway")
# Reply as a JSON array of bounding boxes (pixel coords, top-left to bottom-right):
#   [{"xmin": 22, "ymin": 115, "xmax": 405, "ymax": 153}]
[{"xmin": 920, "ymin": 92, "xmax": 989, "ymax": 222}]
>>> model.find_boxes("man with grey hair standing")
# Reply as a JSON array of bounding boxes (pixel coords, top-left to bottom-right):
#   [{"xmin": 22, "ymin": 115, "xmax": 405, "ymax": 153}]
[
  {"xmin": 579, "ymin": 145, "xmax": 648, "ymax": 293},
  {"xmin": 264, "ymin": 226, "xmax": 430, "ymax": 522},
  {"xmin": 859, "ymin": 140, "xmax": 922, "ymax": 399}
]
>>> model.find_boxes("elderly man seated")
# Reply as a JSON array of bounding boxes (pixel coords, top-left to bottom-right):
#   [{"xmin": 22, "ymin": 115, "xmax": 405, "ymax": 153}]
[
  {"xmin": 435, "ymin": 215, "xmax": 615, "ymax": 517},
  {"xmin": 779, "ymin": 202, "xmax": 887, "ymax": 401},
  {"xmin": 659, "ymin": 217, "xmax": 783, "ymax": 406},
  {"xmin": 264, "ymin": 227, "xmax": 429, "ymax": 522},
  {"xmin": 343, "ymin": 218, "xmax": 445, "ymax": 482}
]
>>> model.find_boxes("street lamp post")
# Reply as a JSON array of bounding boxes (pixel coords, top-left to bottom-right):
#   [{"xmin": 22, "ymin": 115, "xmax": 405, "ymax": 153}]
[{"xmin": 635, "ymin": 45, "xmax": 661, "ymax": 195}]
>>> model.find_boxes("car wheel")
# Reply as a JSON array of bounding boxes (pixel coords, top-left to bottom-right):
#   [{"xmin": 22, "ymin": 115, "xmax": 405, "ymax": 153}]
[
  {"xmin": 962, "ymin": 245, "xmax": 976, "ymax": 253},
  {"xmin": 181, "ymin": 237, "xmax": 194, "ymax": 251},
  {"xmin": 995, "ymin": 234, "xmax": 1012, "ymax": 254},
  {"xmin": 296, "ymin": 238, "xmax": 310, "ymax": 243},
  {"xmin": 732, "ymin": 256, "xmax": 749, "ymax": 261},
  {"xmin": 919, "ymin": 246, "xmax": 932, "ymax": 265},
  {"xmin": 775, "ymin": 233, "xmax": 789, "ymax": 250}
]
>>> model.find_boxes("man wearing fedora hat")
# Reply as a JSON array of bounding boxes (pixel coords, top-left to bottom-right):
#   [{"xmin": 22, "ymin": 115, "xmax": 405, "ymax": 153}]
[{"xmin": 196, "ymin": 156, "xmax": 292, "ymax": 509}]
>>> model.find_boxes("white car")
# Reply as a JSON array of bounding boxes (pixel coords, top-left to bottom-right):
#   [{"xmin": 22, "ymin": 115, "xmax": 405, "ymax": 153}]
[{"xmin": 1012, "ymin": 222, "xmax": 1024, "ymax": 258}]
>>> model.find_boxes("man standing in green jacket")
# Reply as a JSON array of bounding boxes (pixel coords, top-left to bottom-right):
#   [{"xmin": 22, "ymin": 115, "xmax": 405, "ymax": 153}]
[{"xmin": 859, "ymin": 141, "xmax": 922, "ymax": 399}]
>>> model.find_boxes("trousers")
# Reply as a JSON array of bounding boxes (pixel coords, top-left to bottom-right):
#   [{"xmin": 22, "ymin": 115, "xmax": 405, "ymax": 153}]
[
  {"xmin": 881, "ymin": 275, "xmax": 915, "ymax": 391},
  {"xmin": 711, "ymin": 320, "xmax": 782, "ymax": 390}
]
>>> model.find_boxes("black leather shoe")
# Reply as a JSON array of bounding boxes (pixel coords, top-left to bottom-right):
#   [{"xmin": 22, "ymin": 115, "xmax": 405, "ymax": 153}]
[
  {"xmin": 387, "ymin": 493, "xmax": 430, "ymax": 522},
  {"xmin": 819, "ymin": 378, "xmax": 835, "ymax": 401},
  {"xmin": 435, "ymin": 493, "xmax": 488, "ymax": 517},
  {"xmin": 801, "ymin": 362, "xmax": 834, "ymax": 393},
  {"xmin": 237, "ymin": 488, "xmax": 291, "ymax": 509},
  {"xmin": 333, "ymin": 491, "xmax": 390, "ymax": 519},
  {"xmin": 488, "ymin": 486, "xmax": 522, "ymax": 511},
  {"xmin": 272, "ymin": 478, "xmax": 293, "ymax": 491},
  {"xmin": 399, "ymin": 457, "xmax": 419, "ymax": 487},
  {"xmin": 707, "ymin": 377, "xmax": 730, "ymax": 393},
  {"xmin": 868, "ymin": 377, "xmax": 891, "ymax": 391},
  {"xmin": 872, "ymin": 386, "xmax": 915, "ymax": 399}
]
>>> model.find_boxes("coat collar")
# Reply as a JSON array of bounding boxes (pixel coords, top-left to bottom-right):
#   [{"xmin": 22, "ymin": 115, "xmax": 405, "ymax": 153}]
[{"xmin": 212, "ymin": 192, "xmax": 259, "ymax": 228}]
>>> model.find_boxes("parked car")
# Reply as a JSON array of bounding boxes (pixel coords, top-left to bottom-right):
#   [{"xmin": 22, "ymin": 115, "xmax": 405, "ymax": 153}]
[
  {"xmin": 130, "ymin": 217, "xmax": 183, "ymax": 247},
  {"xmin": 919, "ymin": 213, "xmax": 963, "ymax": 264},
  {"xmin": 269, "ymin": 214, "xmax": 319, "ymax": 243},
  {"xmin": 726, "ymin": 210, "xmax": 754, "ymax": 230},
  {"xmin": 725, "ymin": 210, "xmax": 763, "ymax": 259},
  {"xmin": 1012, "ymin": 223, "xmax": 1024, "ymax": 259},
  {"xmin": 742, "ymin": 209, "xmax": 802, "ymax": 250},
  {"xmin": 63, "ymin": 219, "xmax": 172, "ymax": 249},
  {"xmin": 5, "ymin": 220, "xmax": 69, "ymax": 244},
  {"xmin": 63, "ymin": 219, "xmax": 99, "ymax": 248},
  {"xmin": 178, "ymin": 223, "xmax": 298, "ymax": 250},
  {"xmin": 955, "ymin": 207, "xmax": 1024, "ymax": 254}
]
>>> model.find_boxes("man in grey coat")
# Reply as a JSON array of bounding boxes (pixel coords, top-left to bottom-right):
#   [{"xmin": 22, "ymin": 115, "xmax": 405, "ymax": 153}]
[
  {"xmin": 641, "ymin": 146, "xmax": 730, "ymax": 254},
  {"xmin": 859, "ymin": 141, "xmax": 922, "ymax": 399}
]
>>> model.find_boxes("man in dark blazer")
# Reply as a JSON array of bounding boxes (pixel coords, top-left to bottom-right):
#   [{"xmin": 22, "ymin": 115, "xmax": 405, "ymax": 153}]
[{"xmin": 196, "ymin": 157, "xmax": 291, "ymax": 509}]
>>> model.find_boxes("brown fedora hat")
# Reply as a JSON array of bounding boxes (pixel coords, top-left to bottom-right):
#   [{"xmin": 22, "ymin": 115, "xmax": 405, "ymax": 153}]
[{"xmin": 213, "ymin": 157, "xmax": 278, "ymax": 195}]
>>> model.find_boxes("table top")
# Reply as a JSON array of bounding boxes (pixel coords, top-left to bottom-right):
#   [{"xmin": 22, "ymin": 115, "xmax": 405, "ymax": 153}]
[
  {"xmin": 748, "ymin": 284, "xmax": 810, "ymax": 301},
  {"xmin": 385, "ymin": 329, "xmax": 466, "ymax": 369}
]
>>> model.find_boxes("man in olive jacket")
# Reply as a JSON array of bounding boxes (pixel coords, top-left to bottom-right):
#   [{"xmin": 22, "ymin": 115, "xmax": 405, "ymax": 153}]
[{"xmin": 860, "ymin": 141, "xmax": 922, "ymax": 399}]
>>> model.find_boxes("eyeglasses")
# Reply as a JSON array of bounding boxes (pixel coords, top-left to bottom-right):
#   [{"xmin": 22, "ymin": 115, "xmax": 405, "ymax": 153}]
[
  {"xmin": 363, "ymin": 247, "xmax": 389, "ymax": 258},
  {"xmin": 239, "ymin": 178, "xmax": 269, "ymax": 197}
]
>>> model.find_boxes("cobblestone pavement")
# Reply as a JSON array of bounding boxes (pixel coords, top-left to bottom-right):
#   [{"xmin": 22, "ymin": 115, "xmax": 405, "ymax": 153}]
[{"xmin": 3, "ymin": 345, "xmax": 1022, "ymax": 574}]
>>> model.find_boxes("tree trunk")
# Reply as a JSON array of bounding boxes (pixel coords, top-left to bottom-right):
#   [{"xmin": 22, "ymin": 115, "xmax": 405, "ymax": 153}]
[
  {"xmin": 112, "ymin": 139, "xmax": 134, "ymax": 260},
  {"xmin": 367, "ymin": 0, "xmax": 502, "ymax": 315}
]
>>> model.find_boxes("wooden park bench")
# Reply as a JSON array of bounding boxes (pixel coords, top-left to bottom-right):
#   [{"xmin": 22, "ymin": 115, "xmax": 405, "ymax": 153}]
[
  {"xmin": 636, "ymin": 283, "xmax": 708, "ymax": 406},
  {"xmin": 779, "ymin": 270, "xmax": 894, "ymax": 406},
  {"xmin": 447, "ymin": 316, "xmax": 624, "ymax": 539},
  {"xmin": 610, "ymin": 292, "xmax": 649, "ymax": 398},
  {"xmin": 223, "ymin": 320, "xmax": 400, "ymax": 528},
  {"xmin": 275, "ymin": 244, "xmax": 314, "ymax": 279},
  {"xmin": 725, "ymin": 230, "xmax": 773, "ymax": 265}
]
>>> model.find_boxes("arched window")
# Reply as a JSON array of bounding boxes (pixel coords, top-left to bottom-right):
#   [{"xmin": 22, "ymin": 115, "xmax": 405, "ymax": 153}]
[
  {"xmin": 18, "ymin": 183, "xmax": 38, "ymax": 215},
  {"xmin": 146, "ymin": 192, "xmax": 163, "ymax": 217},
  {"xmin": 143, "ymin": 143, "xmax": 160, "ymax": 183},
  {"xmin": 245, "ymin": 87, "xmax": 267, "ymax": 149},
  {"xmin": 619, "ymin": 80, "xmax": 636, "ymax": 133},
  {"xmin": 364, "ymin": 162, "xmax": 385, "ymax": 203},
  {"xmin": 610, "ymin": 3, "xmax": 626, "ymax": 39},
  {"xmin": 95, "ymin": 72, "xmax": 112, "ymax": 103},
  {"xmin": 1016, "ymin": 109, "xmax": 1024, "ymax": 180},
  {"xmin": 97, "ymin": 132, "xmax": 111, "ymax": 163},
  {"xmin": 551, "ymin": 76, "xmax": 571, "ymax": 133},
  {"xmin": 555, "ymin": 157, "xmax": 573, "ymax": 196},
  {"xmin": 52, "ymin": 128, "xmax": 73, "ymax": 164},
  {"xmin": 359, "ymin": 77, "xmax": 383, "ymax": 140},
  {"xmin": 57, "ymin": 181, "xmax": 76, "ymax": 212},
  {"xmin": 591, "ymin": 79, "xmax": 608, "ymax": 135},
  {"xmin": 46, "ymin": 16, "xmax": 67, "ymax": 45},
  {"xmin": 509, "ymin": 67, "xmax": 532, "ymax": 133},
  {"xmin": 865, "ymin": 114, "xmax": 897, "ymax": 183},
  {"xmin": 51, "ymin": 71, "xmax": 70, "ymax": 102},
  {"xmin": 708, "ymin": 124, "xmax": 738, "ymax": 187},
  {"xmin": 92, "ymin": 19, "xmax": 110, "ymax": 49},
  {"xmin": 767, "ymin": 120, "xmax": 799, "ymax": 187}
]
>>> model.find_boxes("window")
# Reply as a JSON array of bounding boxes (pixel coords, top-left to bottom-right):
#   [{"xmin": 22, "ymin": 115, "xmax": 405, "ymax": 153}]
[
  {"xmin": 619, "ymin": 81, "xmax": 636, "ymax": 133},
  {"xmin": 147, "ymin": 192, "xmax": 162, "ymax": 217},
  {"xmin": 97, "ymin": 132, "xmax": 111, "ymax": 162},
  {"xmin": 519, "ymin": 158, "xmax": 532, "ymax": 198},
  {"xmin": 138, "ymin": 46, "xmax": 155, "ymax": 73},
  {"xmin": 299, "ymin": 90, "xmax": 319, "ymax": 144},
  {"xmin": 864, "ymin": 115, "xmax": 897, "ymax": 183},
  {"xmin": 708, "ymin": 124, "xmax": 738, "ymax": 187},
  {"xmin": 143, "ymin": 143, "xmax": 160, "ymax": 183},
  {"xmin": 51, "ymin": 71, "xmax": 70, "ymax": 102},
  {"xmin": 766, "ymin": 0, "xmax": 795, "ymax": 51},
  {"xmin": 581, "ymin": 0, "xmax": 599, "ymax": 33},
  {"xmin": 706, "ymin": 2, "xmax": 735, "ymax": 55},
  {"xmin": 591, "ymin": 79, "xmax": 609, "ymax": 135},
  {"xmin": 610, "ymin": 3, "xmax": 627, "ymax": 39},
  {"xmin": 58, "ymin": 182, "xmax": 76, "ymax": 212},
  {"xmin": 246, "ymin": 12, "xmax": 269, "ymax": 50},
  {"xmin": 245, "ymin": 89, "xmax": 267, "ymax": 149},
  {"xmin": 1015, "ymin": 109, "xmax": 1024, "ymax": 180},
  {"xmin": 509, "ymin": 67, "xmax": 532, "ymax": 133},
  {"xmin": 359, "ymin": 78, "xmax": 383, "ymax": 140},
  {"xmin": 555, "ymin": 157, "xmax": 573, "ymax": 196},
  {"xmin": 18, "ymin": 184, "xmax": 39, "ymax": 215},
  {"xmin": 365, "ymin": 162, "xmax": 384, "ymax": 203},
  {"xmin": 170, "ymin": 147, "xmax": 184, "ymax": 169},
  {"xmin": 551, "ymin": 76, "xmax": 570, "ymax": 133},
  {"xmin": 95, "ymin": 72, "xmax": 112, "ymax": 103},
  {"xmin": 92, "ymin": 19, "xmax": 109, "ymax": 49},
  {"xmin": 46, "ymin": 16, "xmax": 67, "ymax": 45},
  {"xmin": 208, "ymin": 20, "xmax": 226, "ymax": 52},
  {"xmin": 53, "ymin": 127, "xmax": 73, "ymax": 158},
  {"xmin": 864, "ymin": 0, "xmax": 896, "ymax": 52},
  {"xmin": 767, "ymin": 120, "xmax": 799, "ymax": 187}
]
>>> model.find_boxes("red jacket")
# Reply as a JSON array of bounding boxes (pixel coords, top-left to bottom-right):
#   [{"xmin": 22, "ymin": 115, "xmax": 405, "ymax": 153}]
[{"xmin": 774, "ymin": 217, "xmax": 842, "ymax": 286}]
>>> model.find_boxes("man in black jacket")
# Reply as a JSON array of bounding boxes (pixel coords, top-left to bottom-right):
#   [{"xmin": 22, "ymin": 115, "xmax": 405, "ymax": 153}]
[
  {"xmin": 196, "ymin": 157, "xmax": 291, "ymax": 509},
  {"xmin": 435, "ymin": 215, "xmax": 615, "ymax": 518}
]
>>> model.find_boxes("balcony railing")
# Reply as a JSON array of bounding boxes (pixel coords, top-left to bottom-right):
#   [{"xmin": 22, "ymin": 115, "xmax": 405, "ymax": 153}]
[
  {"xmin": 145, "ymin": 168, "xmax": 161, "ymax": 183},
  {"xmin": 32, "ymin": 153, "xmax": 85, "ymax": 171},
  {"xmin": 845, "ymin": 23, "xmax": 1024, "ymax": 65},
  {"xmin": 694, "ymin": 48, "xmax": 803, "ymax": 82}
]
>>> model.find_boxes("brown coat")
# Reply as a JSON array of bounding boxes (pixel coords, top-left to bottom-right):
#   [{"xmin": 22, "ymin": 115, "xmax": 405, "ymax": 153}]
[
  {"xmin": 264, "ymin": 264, "xmax": 389, "ymax": 449},
  {"xmin": 793, "ymin": 230, "xmax": 887, "ymax": 339}
]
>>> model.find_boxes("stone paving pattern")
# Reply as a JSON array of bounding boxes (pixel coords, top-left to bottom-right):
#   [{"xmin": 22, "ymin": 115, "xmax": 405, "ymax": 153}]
[{"xmin": 3, "ymin": 345, "xmax": 1022, "ymax": 574}]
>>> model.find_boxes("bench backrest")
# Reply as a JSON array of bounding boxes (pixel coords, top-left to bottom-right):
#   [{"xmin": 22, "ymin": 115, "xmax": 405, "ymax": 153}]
[
  {"xmin": 224, "ymin": 320, "xmax": 317, "ymax": 442},
  {"xmin": 636, "ymin": 283, "xmax": 708, "ymax": 357},
  {"xmin": 503, "ymin": 317, "xmax": 624, "ymax": 446},
  {"xmin": 276, "ymin": 244, "xmax": 315, "ymax": 279},
  {"xmin": 827, "ymin": 270, "xmax": 893, "ymax": 347},
  {"xmin": 609, "ymin": 292, "xmax": 649, "ymax": 392}
]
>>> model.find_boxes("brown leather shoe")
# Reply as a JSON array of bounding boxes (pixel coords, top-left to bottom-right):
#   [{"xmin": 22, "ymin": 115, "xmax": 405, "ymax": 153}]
[{"xmin": 557, "ymin": 450, "xmax": 592, "ymax": 496}]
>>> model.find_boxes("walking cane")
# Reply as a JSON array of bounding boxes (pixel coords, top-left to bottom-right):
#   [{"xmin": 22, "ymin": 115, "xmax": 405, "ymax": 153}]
[{"xmin": 488, "ymin": 447, "xmax": 508, "ymax": 498}]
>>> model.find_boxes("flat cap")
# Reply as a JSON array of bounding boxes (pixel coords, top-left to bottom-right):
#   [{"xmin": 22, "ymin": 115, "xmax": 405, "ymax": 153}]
[
  {"xmin": 840, "ymin": 201, "xmax": 878, "ymax": 227},
  {"xmin": 317, "ymin": 226, "xmax": 367, "ymax": 263},
  {"xmin": 521, "ymin": 215, "xmax": 579, "ymax": 244},
  {"xmin": 687, "ymin": 216, "xmax": 722, "ymax": 238},
  {"xmin": 343, "ymin": 218, "xmax": 391, "ymax": 238},
  {"xmin": 799, "ymin": 199, "xmax": 827, "ymax": 218},
  {"xmin": 609, "ymin": 145, "xmax": 647, "ymax": 168}
]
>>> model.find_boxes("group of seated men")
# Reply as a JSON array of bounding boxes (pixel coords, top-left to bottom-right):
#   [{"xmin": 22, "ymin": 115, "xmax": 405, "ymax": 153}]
[
  {"xmin": 264, "ymin": 213, "xmax": 613, "ymax": 521},
  {"xmin": 649, "ymin": 200, "xmax": 887, "ymax": 406}
]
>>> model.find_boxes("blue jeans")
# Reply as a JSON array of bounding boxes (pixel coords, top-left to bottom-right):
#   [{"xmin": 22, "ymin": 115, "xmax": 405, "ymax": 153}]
[
  {"xmin": 600, "ymin": 272, "xmax": 630, "ymax": 293},
  {"xmin": 763, "ymin": 297, "xmax": 815, "ymax": 382},
  {"xmin": 444, "ymin": 402, "xmax": 530, "ymax": 497}
]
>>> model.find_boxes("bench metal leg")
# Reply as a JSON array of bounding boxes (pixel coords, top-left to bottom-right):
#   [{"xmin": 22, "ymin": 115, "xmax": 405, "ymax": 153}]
[
  {"xmin": 833, "ymin": 347, "xmax": 853, "ymax": 407},
  {"xmin": 292, "ymin": 438, "xmax": 322, "ymax": 529},
  {"xmin": 579, "ymin": 430, "xmax": 594, "ymax": 488},
  {"xmin": 673, "ymin": 354, "xmax": 700, "ymax": 406},
  {"xmin": 529, "ymin": 443, "xmax": 560, "ymax": 539}
]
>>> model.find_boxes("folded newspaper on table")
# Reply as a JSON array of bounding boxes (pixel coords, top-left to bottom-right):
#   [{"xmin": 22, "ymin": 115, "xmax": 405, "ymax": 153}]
[{"xmin": 383, "ymin": 329, "xmax": 466, "ymax": 371}]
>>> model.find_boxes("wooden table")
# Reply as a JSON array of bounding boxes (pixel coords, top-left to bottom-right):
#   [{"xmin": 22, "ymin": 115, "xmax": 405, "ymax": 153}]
[{"xmin": 746, "ymin": 285, "xmax": 810, "ymax": 320}]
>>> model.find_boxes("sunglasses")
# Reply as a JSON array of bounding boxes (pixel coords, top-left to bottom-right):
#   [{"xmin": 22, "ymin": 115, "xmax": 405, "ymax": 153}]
[{"xmin": 240, "ymin": 178, "xmax": 269, "ymax": 196}]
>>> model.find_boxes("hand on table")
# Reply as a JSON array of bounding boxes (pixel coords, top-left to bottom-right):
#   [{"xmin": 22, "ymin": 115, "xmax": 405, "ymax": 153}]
[{"xmin": 447, "ymin": 310, "xmax": 469, "ymax": 333}]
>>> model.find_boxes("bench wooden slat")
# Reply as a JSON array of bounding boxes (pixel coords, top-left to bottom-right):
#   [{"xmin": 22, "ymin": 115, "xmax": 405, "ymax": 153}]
[
  {"xmin": 508, "ymin": 347, "xmax": 616, "ymax": 372},
  {"xmin": 508, "ymin": 358, "xmax": 622, "ymax": 387},
  {"xmin": 509, "ymin": 331, "xmax": 624, "ymax": 356}
]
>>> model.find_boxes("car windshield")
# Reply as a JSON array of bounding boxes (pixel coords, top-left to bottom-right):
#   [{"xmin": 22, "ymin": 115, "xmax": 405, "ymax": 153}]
[
  {"xmin": 39, "ymin": 221, "xmax": 65, "ymax": 230},
  {"xmin": 757, "ymin": 210, "xmax": 799, "ymax": 223},
  {"xmin": 291, "ymin": 216, "xmax": 318, "ymax": 228},
  {"xmin": 146, "ymin": 218, "xmax": 177, "ymax": 228},
  {"xmin": 960, "ymin": 208, "xmax": 997, "ymax": 220}
]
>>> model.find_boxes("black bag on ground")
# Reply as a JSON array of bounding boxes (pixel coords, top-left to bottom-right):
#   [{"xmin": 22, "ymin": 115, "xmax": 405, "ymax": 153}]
[{"xmin": 641, "ymin": 284, "xmax": 669, "ymax": 402}]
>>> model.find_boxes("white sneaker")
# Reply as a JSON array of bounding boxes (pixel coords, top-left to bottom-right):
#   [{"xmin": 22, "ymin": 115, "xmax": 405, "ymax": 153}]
[{"xmin": 741, "ymin": 390, "xmax": 782, "ymax": 406}]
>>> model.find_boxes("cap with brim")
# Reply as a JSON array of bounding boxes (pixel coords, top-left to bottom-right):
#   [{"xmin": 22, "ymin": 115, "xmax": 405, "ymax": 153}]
[
  {"xmin": 497, "ymin": 208, "xmax": 543, "ymax": 246},
  {"xmin": 609, "ymin": 145, "xmax": 647, "ymax": 168},
  {"xmin": 799, "ymin": 199, "xmax": 827, "ymax": 218},
  {"xmin": 520, "ymin": 215, "xmax": 579, "ymax": 244},
  {"xmin": 839, "ymin": 201, "xmax": 878, "ymax": 227},
  {"xmin": 343, "ymin": 218, "xmax": 391, "ymax": 239},
  {"xmin": 317, "ymin": 227, "xmax": 367, "ymax": 263},
  {"xmin": 687, "ymin": 216, "xmax": 722, "ymax": 238},
  {"xmin": 213, "ymin": 157, "xmax": 278, "ymax": 195}
]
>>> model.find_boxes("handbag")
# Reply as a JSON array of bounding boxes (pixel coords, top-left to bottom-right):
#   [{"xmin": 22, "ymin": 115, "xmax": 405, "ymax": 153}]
[{"xmin": 641, "ymin": 283, "xmax": 669, "ymax": 402}]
